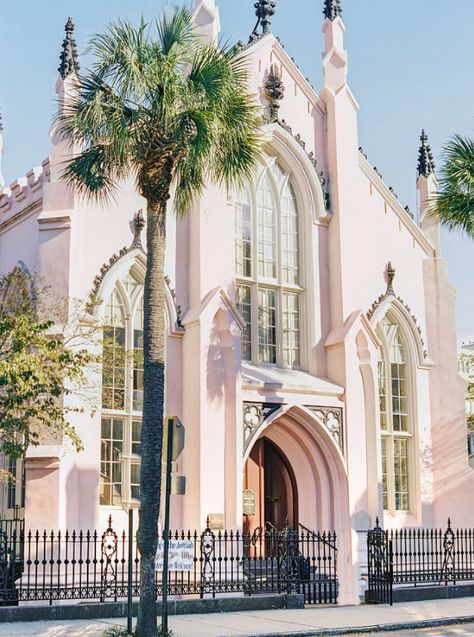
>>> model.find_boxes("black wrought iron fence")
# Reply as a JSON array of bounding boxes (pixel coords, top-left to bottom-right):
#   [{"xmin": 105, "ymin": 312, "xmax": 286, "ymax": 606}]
[
  {"xmin": 0, "ymin": 507, "xmax": 24, "ymax": 544},
  {"xmin": 367, "ymin": 518, "xmax": 474, "ymax": 605},
  {"xmin": 0, "ymin": 518, "xmax": 338, "ymax": 606}
]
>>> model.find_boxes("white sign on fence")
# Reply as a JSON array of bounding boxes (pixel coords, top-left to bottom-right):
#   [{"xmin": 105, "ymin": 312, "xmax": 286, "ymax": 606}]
[{"xmin": 155, "ymin": 540, "xmax": 194, "ymax": 571}]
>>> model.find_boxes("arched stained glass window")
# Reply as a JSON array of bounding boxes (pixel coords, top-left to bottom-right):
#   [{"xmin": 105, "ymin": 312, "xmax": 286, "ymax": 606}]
[
  {"xmin": 100, "ymin": 268, "xmax": 143, "ymax": 508},
  {"xmin": 377, "ymin": 315, "xmax": 412, "ymax": 513},
  {"xmin": 235, "ymin": 157, "xmax": 302, "ymax": 368}
]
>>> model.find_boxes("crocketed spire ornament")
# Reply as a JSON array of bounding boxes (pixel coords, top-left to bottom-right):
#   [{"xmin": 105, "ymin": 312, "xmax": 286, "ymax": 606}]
[
  {"xmin": 249, "ymin": 0, "xmax": 276, "ymax": 43},
  {"xmin": 385, "ymin": 262, "xmax": 396, "ymax": 296},
  {"xmin": 264, "ymin": 64, "xmax": 285, "ymax": 122},
  {"xmin": 417, "ymin": 130, "xmax": 435, "ymax": 178},
  {"xmin": 58, "ymin": 17, "xmax": 80, "ymax": 79},
  {"xmin": 130, "ymin": 209, "xmax": 146, "ymax": 251},
  {"xmin": 323, "ymin": 0, "xmax": 343, "ymax": 21}
]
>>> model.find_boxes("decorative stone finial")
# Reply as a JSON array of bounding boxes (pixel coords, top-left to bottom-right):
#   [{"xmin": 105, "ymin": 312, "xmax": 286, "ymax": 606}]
[
  {"xmin": 417, "ymin": 130, "xmax": 435, "ymax": 178},
  {"xmin": 58, "ymin": 17, "xmax": 80, "ymax": 79},
  {"xmin": 249, "ymin": 0, "xmax": 276, "ymax": 43},
  {"xmin": 386, "ymin": 262, "xmax": 395, "ymax": 295},
  {"xmin": 131, "ymin": 209, "xmax": 145, "ymax": 250},
  {"xmin": 264, "ymin": 64, "xmax": 285, "ymax": 122},
  {"xmin": 323, "ymin": 0, "xmax": 343, "ymax": 21}
]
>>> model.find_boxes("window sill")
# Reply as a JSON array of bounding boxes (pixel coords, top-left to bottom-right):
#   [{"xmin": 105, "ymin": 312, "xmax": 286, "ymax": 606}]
[{"xmin": 382, "ymin": 510, "xmax": 421, "ymax": 528}]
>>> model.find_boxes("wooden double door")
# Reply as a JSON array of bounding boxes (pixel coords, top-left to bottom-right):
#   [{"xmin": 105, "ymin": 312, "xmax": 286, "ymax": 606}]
[{"xmin": 244, "ymin": 438, "xmax": 298, "ymax": 532}]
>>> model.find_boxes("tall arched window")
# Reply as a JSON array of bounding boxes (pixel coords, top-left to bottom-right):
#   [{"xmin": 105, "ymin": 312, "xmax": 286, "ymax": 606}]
[
  {"xmin": 377, "ymin": 315, "xmax": 413, "ymax": 513},
  {"xmin": 100, "ymin": 268, "xmax": 143, "ymax": 508},
  {"xmin": 235, "ymin": 157, "xmax": 302, "ymax": 368}
]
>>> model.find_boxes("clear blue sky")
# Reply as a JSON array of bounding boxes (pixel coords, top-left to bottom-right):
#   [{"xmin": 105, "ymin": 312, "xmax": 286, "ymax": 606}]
[{"xmin": 0, "ymin": 0, "xmax": 472, "ymax": 341}]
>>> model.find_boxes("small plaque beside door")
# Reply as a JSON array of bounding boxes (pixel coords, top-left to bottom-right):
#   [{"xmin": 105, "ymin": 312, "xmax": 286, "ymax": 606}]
[
  {"xmin": 243, "ymin": 489, "xmax": 256, "ymax": 516},
  {"xmin": 207, "ymin": 514, "xmax": 224, "ymax": 530}
]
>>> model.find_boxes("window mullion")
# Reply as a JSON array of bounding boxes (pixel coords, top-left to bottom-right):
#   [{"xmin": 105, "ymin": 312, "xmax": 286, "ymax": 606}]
[
  {"xmin": 276, "ymin": 287, "xmax": 282, "ymax": 366},
  {"xmin": 252, "ymin": 283, "xmax": 259, "ymax": 364},
  {"xmin": 387, "ymin": 436, "xmax": 395, "ymax": 515}
]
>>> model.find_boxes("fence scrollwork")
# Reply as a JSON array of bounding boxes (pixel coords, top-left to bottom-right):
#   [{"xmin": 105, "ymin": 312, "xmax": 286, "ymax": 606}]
[{"xmin": 100, "ymin": 515, "xmax": 118, "ymax": 601}]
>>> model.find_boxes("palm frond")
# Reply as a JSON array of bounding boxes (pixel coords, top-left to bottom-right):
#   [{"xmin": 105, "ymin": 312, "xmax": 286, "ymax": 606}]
[
  {"xmin": 89, "ymin": 19, "xmax": 151, "ymax": 98},
  {"xmin": 61, "ymin": 145, "xmax": 129, "ymax": 203},
  {"xmin": 188, "ymin": 45, "xmax": 232, "ymax": 103},
  {"xmin": 58, "ymin": 5, "xmax": 262, "ymax": 212},
  {"xmin": 434, "ymin": 134, "xmax": 474, "ymax": 237},
  {"xmin": 156, "ymin": 5, "xmax": 194, "ymax": 57}
]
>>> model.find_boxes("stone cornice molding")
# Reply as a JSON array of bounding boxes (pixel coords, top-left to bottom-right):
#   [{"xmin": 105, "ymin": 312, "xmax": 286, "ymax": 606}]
[
  {"xmin": 358, "ymin": 152, "xmax": 435, "ymax": 256},
  {"xmin": 0, "ymin": 200, "xmax": 43, "ymax": 236}
]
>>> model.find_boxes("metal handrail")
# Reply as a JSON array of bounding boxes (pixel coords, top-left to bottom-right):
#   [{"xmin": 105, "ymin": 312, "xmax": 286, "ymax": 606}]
[{"xmin": 298, "ymin": 522, "xmax": 337, "ymax": 550}]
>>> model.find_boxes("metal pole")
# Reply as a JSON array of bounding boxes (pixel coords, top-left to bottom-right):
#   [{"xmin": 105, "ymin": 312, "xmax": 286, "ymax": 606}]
[
  {"xmin": 127, "ymin": 508, "xmax": 133, "ymax": 635},
  {"xmin": 161, "ymin": 418, "xmax": 174, "ymax": 635}
]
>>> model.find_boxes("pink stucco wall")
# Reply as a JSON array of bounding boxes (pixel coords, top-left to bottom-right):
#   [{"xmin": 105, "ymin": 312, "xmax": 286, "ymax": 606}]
[{"xmin": 0, "ymin": 2, "xmax": 471, "ymax": 604}]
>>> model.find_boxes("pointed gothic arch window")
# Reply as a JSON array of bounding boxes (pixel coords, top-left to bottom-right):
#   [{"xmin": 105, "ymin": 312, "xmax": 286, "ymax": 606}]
[
  {"xmin": 100, "ymin": 268, "xmax": 144, "ymax": 508},
  {"xmin": 235, "ymin": 156, "xmax": 302, "ymax": 368},
  {"xmin": 377, "ymin": 314, "xmax": 413, "ymax": 513}
]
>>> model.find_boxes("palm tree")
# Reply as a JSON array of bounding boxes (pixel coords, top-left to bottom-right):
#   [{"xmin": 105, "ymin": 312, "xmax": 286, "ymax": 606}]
[
  {"xmin": 58, "ymin": 8, "xmax": 261, "ymax": 636},
  {"xmin": 434, "ymin": 134, "xmax": 474, "ymax": 238}
]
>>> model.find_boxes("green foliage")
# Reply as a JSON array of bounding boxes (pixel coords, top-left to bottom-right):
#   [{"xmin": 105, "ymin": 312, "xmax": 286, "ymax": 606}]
[
  {"xmin": 101, "ymin": 624, "xmax": 173, "ymax": 637},
  {"xmin": 0, "ymin": 268, "xmax": 96, "ymax": 460},
  {"xmin": 467, "ymin": 381, "xmax": 474, "ymax": 401},
  {"xmin": 58, "ymin": 6, "xmax": 262, "ymax": 214},
  {"xmin": 434, "ymin": 134, "xmax": 474, "ymax": 238},
  {"xmin": 103, "ymin": 626, "xmax": 135, "ymax": 637}
]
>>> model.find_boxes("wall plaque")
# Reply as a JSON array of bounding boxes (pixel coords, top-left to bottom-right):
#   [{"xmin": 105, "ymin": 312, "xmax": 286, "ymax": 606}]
[
  {"xmin": 243, "ymin": 489, "xmax": 256, "ymax": 516},
  {"xmin": 207, "ymin": 514, "xmax": 224, "ymax": 530}
]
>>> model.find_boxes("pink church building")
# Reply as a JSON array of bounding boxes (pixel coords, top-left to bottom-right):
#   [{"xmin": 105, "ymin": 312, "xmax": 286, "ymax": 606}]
[{"xmin": 0, "ymin": 0, "xmax": 471, "ymax": 604}]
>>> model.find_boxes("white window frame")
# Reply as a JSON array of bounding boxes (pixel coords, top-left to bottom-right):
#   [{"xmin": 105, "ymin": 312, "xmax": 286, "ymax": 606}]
[
  {"xmin": 377, "ymin": 316, "xmax": 415, "ymax": 515},
  {"xmin": 235, "ymin": 156, "xmax": 305, "ymax": 369},
  {"xmin": 100, "ymin": 271, "xmax": 144, "ymax": 510},
  {"xmin": 1, "ymin": 456, "xmax": 24, "ymax": 513}
]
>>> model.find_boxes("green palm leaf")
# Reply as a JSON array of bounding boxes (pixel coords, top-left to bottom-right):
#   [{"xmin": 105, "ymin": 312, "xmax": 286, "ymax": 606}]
[{"xmin": 434, "ymin": 134, "xmax": 474, "ymax": 238}]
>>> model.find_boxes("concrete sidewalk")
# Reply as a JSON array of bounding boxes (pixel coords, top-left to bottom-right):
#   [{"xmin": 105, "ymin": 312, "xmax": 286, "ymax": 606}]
[{"xmin": 2, "ymin": 598, "xmax": 474, "ymax": 637}]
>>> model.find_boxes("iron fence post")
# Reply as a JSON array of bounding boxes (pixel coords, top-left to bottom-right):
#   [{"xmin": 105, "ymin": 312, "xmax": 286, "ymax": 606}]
[{"xmin": 127, "ymin": 509, "xmax": 133, "ymax": 635}]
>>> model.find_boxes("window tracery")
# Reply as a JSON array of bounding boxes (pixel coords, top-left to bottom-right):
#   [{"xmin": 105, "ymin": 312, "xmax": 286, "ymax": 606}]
[
  {"xmin": 377, "ymin": 314, "xmax": 413, "ymax": 513},
  {"xmin": 100, "ymin": 268, "xmax": 143, "ymax": 508},
  {"xmin": 235, "ymin": 157, "xmax": 302, "ymax": 368}
]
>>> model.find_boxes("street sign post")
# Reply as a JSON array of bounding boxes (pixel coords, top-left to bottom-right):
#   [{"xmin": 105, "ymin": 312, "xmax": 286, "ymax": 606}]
[{"xmin": 160, "ymin": 417, "xmax": 185, "ymax": 635}]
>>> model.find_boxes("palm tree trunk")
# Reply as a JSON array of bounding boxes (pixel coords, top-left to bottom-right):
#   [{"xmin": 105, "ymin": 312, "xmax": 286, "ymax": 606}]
[{"xmin": 137, "ymin": 197, "xmax": 167, "ymax": 637}]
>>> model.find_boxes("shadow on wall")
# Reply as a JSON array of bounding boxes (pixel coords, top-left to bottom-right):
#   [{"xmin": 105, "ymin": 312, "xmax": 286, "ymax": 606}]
[
  {"xmin": 206, "ymin": 309, "xmax": 235, "ymax": 404},
  {"xmin": 66, "ymin": 465, "xmax": 99, "ymax": 530}
]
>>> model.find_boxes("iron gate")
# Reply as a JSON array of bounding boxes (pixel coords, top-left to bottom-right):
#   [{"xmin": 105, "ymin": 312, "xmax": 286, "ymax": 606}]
[{"xmin": 367, "ymin": 518, "xmax": 393, "ymax": 605}]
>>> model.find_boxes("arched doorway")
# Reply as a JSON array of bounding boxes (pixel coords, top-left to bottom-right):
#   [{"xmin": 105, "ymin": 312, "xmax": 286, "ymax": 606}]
[{"xmin": 243, "ymin": 437, "xmax": 298, "ymax": 532}]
